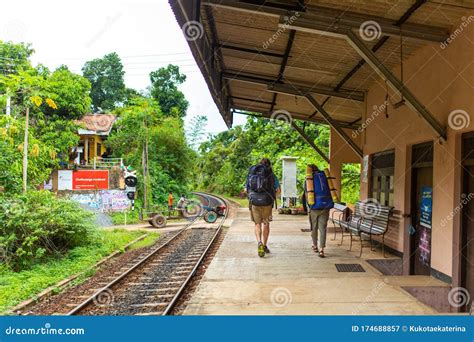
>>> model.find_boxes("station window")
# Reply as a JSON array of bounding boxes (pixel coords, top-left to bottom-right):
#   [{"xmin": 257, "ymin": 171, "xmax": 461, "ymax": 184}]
[{"xmin": 370, "ymin": 150, "xmax": 395, "ymax": 207}]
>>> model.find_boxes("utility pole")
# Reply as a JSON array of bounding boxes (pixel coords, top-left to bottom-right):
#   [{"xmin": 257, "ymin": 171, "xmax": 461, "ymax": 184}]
[
  {"xmin": 22, "ymin": 107, "xmax": 29, "ymax": 193},
  {"xmin": 6, "ymin": 96, "xmax": 11, "ymax": 116},
  {"xmin": 142, "ymin": 142, "xmax": 148, "ymax": 209},
  {"xmin": 142, "ymin": 117, "xmax": 149, "ymax": 210}
]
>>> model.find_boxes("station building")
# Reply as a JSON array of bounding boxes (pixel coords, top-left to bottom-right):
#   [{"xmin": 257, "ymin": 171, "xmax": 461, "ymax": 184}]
[{"xmin": 170, "ymin": 0, "xmax": 474, "ymax": 306}]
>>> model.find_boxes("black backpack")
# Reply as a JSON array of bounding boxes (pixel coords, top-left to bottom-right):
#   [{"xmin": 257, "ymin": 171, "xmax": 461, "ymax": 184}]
[{"xmin": 246, "ymin": 164, "xmax": 275, "ymax": 206}]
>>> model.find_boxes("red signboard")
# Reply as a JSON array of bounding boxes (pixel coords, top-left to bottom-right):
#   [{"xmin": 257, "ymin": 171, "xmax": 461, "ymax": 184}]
[{"xmin": 72, "ymin": 170, "xmax": 109, "ymax": 190}]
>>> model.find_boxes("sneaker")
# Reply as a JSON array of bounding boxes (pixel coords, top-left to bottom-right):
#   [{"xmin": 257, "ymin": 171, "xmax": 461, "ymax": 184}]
[
  {"xmin": 264, "ymin": 245, "xmax": 270, "ymax": 254},
  {"xmin": 258, "ymin": 242, "xmax": 265, "ymax": 257}
]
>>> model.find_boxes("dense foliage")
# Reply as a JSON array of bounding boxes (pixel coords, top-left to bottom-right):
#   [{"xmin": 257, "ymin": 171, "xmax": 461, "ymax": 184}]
[
  {"xmin": 0, "ymin": 63, "xmax": 92, "ymax": 192},
  {"xmin": 108, "ymin": 98, "xmax": 194, "ymax": 205},
  {"xmin": 1, "ymin": 40, "xmax": 195, "ymax": 208},
  {"xmin": 0, "ymin": 41, "xmax": 33, "ymax": 74},
  {"xmin": 0, "ymin": 191, "xmax": 96, "ymax": 270},
  {"xmin": 195, "ymin": 117, "xmax": 330, "ymax": 197},
  {"xmin": 0, "ymin": 229, "xmax": 158, "ymax": 313},
  {"xmin": 149, "ymin": 64, "xmax": 189, "ymax": 119},
  {"xmin": 82, "ymin": 52, "xmax": 126, "ymax": 112},
  {"xmin": 0, "ymin": 115, "xmax": 58, "ymax": 193},
  {"xmin": 341, "ymin": 163, "xmax": 361, "ymax": 205},
  {"xmin": 195, "ymin": 117, "xmax": 360, "ymax": 204}
]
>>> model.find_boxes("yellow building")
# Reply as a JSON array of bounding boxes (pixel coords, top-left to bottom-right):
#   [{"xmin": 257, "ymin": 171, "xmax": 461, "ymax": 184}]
[{"xmin": 75, "ymin": 114, "xmax": 116, "ymax": 166}]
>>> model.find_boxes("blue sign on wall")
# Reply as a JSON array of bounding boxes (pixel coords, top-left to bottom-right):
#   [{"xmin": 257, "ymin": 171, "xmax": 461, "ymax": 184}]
[{"xmin": 419, "ymin": 186, "xmax": 432, "ymax": 229}]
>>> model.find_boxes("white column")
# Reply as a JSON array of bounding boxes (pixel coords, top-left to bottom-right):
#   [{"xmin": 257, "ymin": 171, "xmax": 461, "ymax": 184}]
[{"xmin": 84, "ymin": 138, "xmax": 89, "ymax": 164}]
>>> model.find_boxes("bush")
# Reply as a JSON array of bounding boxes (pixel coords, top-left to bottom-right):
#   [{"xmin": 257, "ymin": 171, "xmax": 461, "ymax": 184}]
[{"xmin": 0, "ymin": 191, "xmax": 96, "ymax": 270}]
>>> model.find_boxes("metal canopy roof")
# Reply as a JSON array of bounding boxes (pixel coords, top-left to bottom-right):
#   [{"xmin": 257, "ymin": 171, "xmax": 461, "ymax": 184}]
[{"xmin": 169, "ymin": 0, "xmax": 465, "ymax": 134}]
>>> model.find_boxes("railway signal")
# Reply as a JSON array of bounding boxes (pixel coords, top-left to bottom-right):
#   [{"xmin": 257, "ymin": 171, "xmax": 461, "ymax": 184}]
[{"xmin": 124, "ymin": 169, "xmax": 137, "ymax": 210}]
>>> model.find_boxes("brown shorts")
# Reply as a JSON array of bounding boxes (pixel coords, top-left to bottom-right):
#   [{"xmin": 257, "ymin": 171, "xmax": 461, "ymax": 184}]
[{"xmin": 250, "ymin": 205, "xmax": 273, "ymax": 224}]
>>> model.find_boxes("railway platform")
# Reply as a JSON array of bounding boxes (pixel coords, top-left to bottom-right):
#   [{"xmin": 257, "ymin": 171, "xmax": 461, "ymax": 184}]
[{"xmin": 184, "ymin": 207, "xmax": 447, "ymax": 315}]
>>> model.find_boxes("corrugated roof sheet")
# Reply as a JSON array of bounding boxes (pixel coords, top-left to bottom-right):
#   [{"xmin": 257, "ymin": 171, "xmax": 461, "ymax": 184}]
[
  {"xmin": 170, "ymin": 0, "xmax": 467, "ymax": 128},
  {"xmin": 76, "ymin": 114, "xmax": 116, "ymax": 134}
]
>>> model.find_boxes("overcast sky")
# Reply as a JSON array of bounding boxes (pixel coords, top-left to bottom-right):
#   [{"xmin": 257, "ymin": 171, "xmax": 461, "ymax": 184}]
[{"xmin": 1, "ymin": 0, "xmax": 246, "ymax": 134}]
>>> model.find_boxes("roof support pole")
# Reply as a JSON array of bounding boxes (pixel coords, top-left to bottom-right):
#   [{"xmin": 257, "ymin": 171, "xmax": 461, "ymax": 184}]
[
  {"xmin": 304, "ymin": 94, "xmax": 363, "ymax": 158},
  {"xmin": 223, "ymin": 72, "xmax": 365, "ymax": 101},
  {"xmin": 269, "ymin": 30, "xmax": 296, "ymax": 112},
  {"xmin": 233, "ymin": 106, "xmax": 360, "ymax": 129},
  {"xmin": 291, "ymin": 121, "xmax": 330, "ymax": 163},
  {"xmin": 345, "ymin": 30, "xmax": 447, "ymax": 141},
  {"xmin": 263, "ymin": 83, "xmax": 363, "ymax": 157}
]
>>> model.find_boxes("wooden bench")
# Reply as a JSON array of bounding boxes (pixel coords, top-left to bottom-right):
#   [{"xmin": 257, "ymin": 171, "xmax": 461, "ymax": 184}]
[
  {"xmin": 339, "ymin": 201, "xmax": 364, "ymax": 248},
  {"xmin": 354, "ymin": 201, "xmax": 393, "ymax": 257},
  {"xmin": 329, "ymin": 203, "xmax": 350, "ymax": 241}
]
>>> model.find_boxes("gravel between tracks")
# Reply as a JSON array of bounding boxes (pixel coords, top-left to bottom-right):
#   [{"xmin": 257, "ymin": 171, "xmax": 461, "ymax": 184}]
[
  {"xmin": 79, "ymin": 228, "xmax": 216, "ymax": 315},
  {"xmin": 169, "ymin": 198, "xmax": 239, "ymax": 315},
  {"xmin": 23, "ymin": 231, "xmax": 175, "ymax": 315},
  {"xmin": 22, "ymin": 196, "xmax": 239, "ymax": 316}
]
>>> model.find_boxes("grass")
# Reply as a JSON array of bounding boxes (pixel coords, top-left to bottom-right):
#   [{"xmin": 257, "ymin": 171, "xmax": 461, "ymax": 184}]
[
  {"xmin": 0, "ymin": 228, "xmax": 160, "ymax": 314},
  {"xmin": 224, "ymin": 195, "xmax": 248, "ymax": 208},
  {"xmin": 109, "ymin": 210, "xmax": 141, "ymax": 225}
]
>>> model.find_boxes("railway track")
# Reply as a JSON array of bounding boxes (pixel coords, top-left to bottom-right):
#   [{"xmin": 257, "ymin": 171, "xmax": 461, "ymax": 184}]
[{"xmin": 66, "ymin": 192, "xmax": 228, "ymax": 316}]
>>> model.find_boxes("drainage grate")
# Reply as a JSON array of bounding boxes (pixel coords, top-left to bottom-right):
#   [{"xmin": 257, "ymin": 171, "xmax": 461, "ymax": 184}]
[
  {"xmin": 335, "ymin": 263, "xmax": 365, "ymax": 272},
  {"xmin": 300, "ymin": 229, "xmax": 311, "ymax": 232}
]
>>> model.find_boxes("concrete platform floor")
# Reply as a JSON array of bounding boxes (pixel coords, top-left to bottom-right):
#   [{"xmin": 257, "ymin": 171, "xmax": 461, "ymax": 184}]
[{"xmin": 184, "ymin": 208, "xmax": 448, "ymax": 315}]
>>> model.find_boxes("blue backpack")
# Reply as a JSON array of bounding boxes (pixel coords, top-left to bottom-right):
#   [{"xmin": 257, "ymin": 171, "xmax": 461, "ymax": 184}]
[{"xmin": 310, "ymin": 171, "xmax": 334, "ymax": 210}]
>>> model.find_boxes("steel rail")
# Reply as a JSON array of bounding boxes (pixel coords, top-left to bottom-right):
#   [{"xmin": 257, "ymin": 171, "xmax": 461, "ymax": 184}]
[
  {"xmin": 161, "ymin": 192, "xmax": 228, "ymax": 315},
  {"xmin": 67, "ymin": 209, "xmax": 201, "ymax": 315},
  {"xmin": 66, "ymin": 192, "xmax": 227, "ymax": 316}
]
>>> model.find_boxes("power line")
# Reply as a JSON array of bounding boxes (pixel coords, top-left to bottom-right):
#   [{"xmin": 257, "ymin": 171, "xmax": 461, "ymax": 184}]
[{"xmin": 34, "ymin": 51, "xmax": 192, "ymax": 62}]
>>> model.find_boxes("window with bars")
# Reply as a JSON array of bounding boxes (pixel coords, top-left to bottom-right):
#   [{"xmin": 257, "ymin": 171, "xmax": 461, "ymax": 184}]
[{"xmin": 370, "ymin": 150, "xmax": 395, "ymax": 207}]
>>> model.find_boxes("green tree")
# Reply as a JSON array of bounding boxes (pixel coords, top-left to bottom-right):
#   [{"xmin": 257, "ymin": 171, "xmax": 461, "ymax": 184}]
[
  {"xmin": 0, "ymin": 41, "xmax": 33, "ymax": 75},
  {"xmin": 82, "ymin": 52, "xmax": 126, "ymax": 112},
  {"xmin": 149, "ymin": 64, "xmax": 188, "ymax": 118},
  {"xmin": 107, "ymin": 98, "xmax": 193, "ymax": 206},
  {"xmin": 124, "ymin": 87, "xmax": 145, "ymax": 105},
  {"xmin": 0, "ymin": 63, "xmax": 92, "ymax": 192},
  {"xmin": 341, "ymin": 163, "xmax": 361, "ymax": 205},
  {"xmin": 195, "ymin": 116, "xmax": 330, "ymax": 197},
  {"xmin": 1, "ymin": 67, "xmax": 90, "ymax": 155},
  {"xmin": 0, "ymin": 115, "xmax": 58, "ymax": 193},
  {"xmin": 186, "ymin": 115, "xmax": 208, "ymax": 150},
  {"xmin": 42, "ymin": 67, "xmax": 92, "ymax": 119}
]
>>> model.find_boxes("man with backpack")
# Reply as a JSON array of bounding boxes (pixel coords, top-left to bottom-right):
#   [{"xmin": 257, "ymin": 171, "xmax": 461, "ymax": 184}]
[
  {"xmin": 246, "ymin": 158, "xmax": 280, "ymax": 257},
  {"xmin": 304, "ymin": 164, "xmax": 334, "ymax": 258}
]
